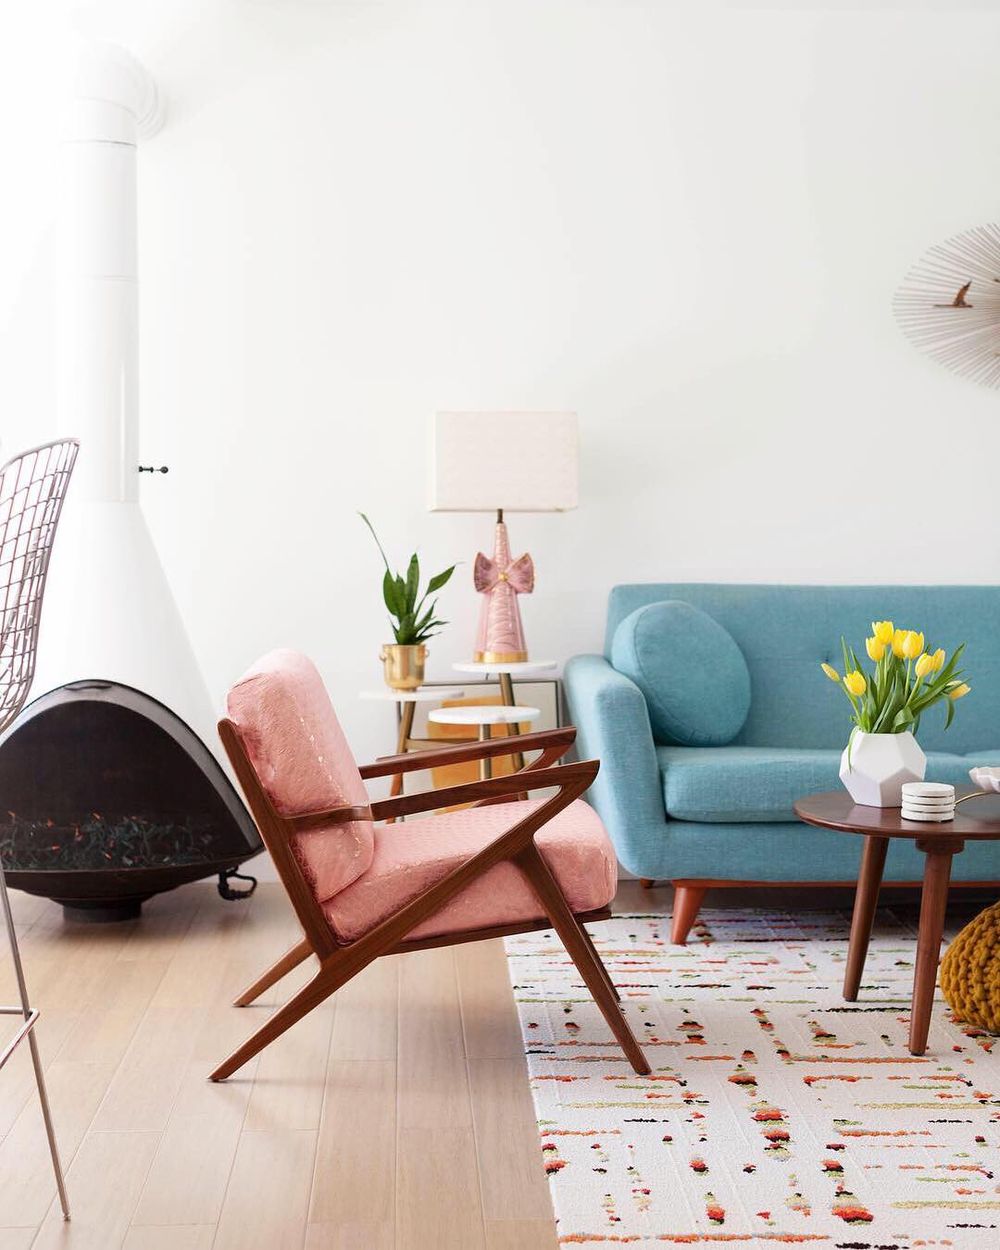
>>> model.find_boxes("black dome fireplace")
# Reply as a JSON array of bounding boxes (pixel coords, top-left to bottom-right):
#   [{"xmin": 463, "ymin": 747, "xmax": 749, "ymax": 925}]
[
  {"xmin": 0, "ymin": 682, "xmax": 261, "ymax": 921},
  {"xmin": 0, "ymin": 47, "xmax": 266, "ymax": 924}
]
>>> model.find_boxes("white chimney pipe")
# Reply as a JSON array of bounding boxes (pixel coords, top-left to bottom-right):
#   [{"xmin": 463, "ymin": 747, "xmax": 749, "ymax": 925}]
[
  {"xmin": 58, "ymin": 43, "xmax": 163, "ymax": 502},
  {"xmin": 34, "ymin": 43, "xmax": 223, "ymax": 759}
]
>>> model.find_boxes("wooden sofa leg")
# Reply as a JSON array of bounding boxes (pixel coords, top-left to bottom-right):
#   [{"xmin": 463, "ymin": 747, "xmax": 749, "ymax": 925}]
[
  {"xmin": 640, "ymin": 878, "xmax": 655, "ymax": 889},
  {"xmin": 233, "ymin": 937, "xmax": 313, "ymax": 1007},
  {"xmin": 671, "ymin": 885, "xmax": 707, "ymax": 945}
]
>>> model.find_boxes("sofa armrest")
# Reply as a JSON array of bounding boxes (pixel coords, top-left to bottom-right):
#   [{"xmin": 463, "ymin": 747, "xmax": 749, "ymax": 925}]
[{"xmin": 563, "ymin": 654, "xmax": 668, "ymax": 876}]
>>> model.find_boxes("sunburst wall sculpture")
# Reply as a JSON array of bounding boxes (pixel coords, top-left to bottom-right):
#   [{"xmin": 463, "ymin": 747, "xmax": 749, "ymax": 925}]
[{"xmin": 894, "ymin": 222, "xmax": 1000, "ymax": 388}]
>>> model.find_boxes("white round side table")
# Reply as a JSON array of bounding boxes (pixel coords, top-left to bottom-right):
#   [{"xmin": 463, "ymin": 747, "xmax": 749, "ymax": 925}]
[
  {"xmin": 452, "ymin": 660, "xmax": 556, "ymax": 769},
  {"xmin": 360, "ymin": 687, "xmax": 466, "ymax": 805},
  {"xmin": 428, "ymin": 704, "xmax": 541, "ymax": 780}
]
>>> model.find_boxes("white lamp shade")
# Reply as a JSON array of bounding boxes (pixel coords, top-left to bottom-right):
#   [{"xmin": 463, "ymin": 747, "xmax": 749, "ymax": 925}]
[{"xmin": 429, "ymin": 411, "xmax": 579, "ymax": 512}]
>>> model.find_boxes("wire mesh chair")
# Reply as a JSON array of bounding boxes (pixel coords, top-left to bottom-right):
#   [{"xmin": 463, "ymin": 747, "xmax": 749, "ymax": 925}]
[{"xmin": 0, "ymin": 437, "xmax": 79, "ymax": 1221}]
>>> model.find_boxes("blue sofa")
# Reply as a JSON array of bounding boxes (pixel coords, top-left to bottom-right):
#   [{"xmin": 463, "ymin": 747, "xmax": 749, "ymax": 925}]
[{"xmin": 564, "ymin": 584, "xmax": 1000, "ymax": 941}]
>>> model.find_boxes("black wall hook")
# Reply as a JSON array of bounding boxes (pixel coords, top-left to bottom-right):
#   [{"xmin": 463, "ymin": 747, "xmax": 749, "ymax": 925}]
[{"xmin": 138, "ymin": 465, "xmax": 169, "ymax": 474}]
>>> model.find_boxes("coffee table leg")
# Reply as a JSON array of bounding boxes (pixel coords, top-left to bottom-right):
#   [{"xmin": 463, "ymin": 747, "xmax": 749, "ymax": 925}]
[
  {"xmin": 909, "ymin": 840, "xmax": 957, "ymax": 1057},
  {"xmin": 843, "ymin": 835, "xmax": 889, "ymax": 1002}
]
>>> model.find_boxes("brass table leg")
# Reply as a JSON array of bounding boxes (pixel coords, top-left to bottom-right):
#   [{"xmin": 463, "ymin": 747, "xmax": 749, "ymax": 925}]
[
  {"xmin": 387, "ymin": 700, "xmax": 416, "ymax": 825},
  {"xmin": 479, "ymin": 724, "xmax": 492, "ymax": 781},
  {"xmin": 497, "ymin": 670, "xmax": 525, "ymax": 772}
]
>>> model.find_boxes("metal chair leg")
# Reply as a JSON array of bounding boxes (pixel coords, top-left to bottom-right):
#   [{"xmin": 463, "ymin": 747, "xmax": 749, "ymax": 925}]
[{"xmin": 0, "ymin": 867, "xmax": 70, "ymax": 1219}]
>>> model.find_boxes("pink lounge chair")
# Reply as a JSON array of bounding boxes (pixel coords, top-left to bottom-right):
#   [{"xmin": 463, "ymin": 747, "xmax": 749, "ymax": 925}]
[{"xmin": 210, "ymin": 649, "xmax": 650, "ymax": 1081}]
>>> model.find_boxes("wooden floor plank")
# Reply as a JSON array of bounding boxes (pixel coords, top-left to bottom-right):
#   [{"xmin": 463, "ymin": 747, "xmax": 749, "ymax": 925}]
[
  {"xmin": 328, "ymin": 956, "xmax": 397, "ymax": 1060},
  {"xmin": 122, "ymin": 1227, "xmax": 216, "ymax": 1250},
  {"xmin": 305, "ymin": 1221, "xmax": 393, "ymax": 1250},
  {"xmin": 468, "ymin": 1058, "xmax": 553, "ymax": 1222},
  {"xmin": 32, "ymin": 1130, "xmax": 159, "ymax": 1250},
  {"xmin": 130, "ymin": 1061, "xmax": 253, "ymax": 1228},
  {"xmin": 309, "ymin": 1060, "xmax": 395, "ymax": 1227},
  {"xmin": 212, "ymin": 1129, "xmax": 317, "ymax": 1250},
  {"xmin": 397, "ymin": 1126, "xmax": 486, "ymax": 1250},
  {"xmin": 457, "ymin": 939, "xmax": 525, "ymax": 1060},
  {"xmin": 485, "ymin": 1218, "xmax": 560, "ymax": 1250},
  {"xmin": 0, "ymin": 1059, "xmax": 116, "ymax": 1226},
  {"xmin": 89, "ymin": 1005, "xmax": 200, "ymax": 1133},
  {"xmin": 0, "ymin": 1228, "xmax": 39, "ymax": 1250},
  {"xmin": 397, "ymin": 947, "xmax": 473, "ymax": 1130},
  {"xmin": 243, "ymin": 996, "xmax": 334, "ymax": 1132}
]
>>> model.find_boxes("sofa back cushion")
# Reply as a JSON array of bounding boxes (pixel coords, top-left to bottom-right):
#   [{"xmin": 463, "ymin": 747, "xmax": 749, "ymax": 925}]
[
  {"xmin": 611, "ymin": 601, "xmax": 751, "ymax": 745},
  {"xmin": 226, "ymin": 649, "xmax": 374, "ymax": 903},
  {"xmin": 605, "ymin": 584, "xmax": 1000, "ymax": 753}
]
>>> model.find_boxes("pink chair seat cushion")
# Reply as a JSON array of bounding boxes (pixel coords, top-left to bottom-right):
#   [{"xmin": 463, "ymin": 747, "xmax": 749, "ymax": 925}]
[{"xmin": 322, "ymin": 798, "xmax": 617, "ymax": 944}]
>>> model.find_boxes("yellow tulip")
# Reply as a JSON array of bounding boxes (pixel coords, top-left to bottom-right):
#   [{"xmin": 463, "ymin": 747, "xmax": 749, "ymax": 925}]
[
  {"xmin": 871, "ymin": 620, "xmax": 895, "ymax": 645},
  {"xmin": 891, "ymin": 629, "xmax": 908, "ymax": 658},
  {"xmin": 821, "ymin": 663, "xmax": 840, "ymax": 682},
  {"xmin": 865, "ymin": 636, "xmax": 886, "ymax": 662},
  {"xmin": 931, "ymin": 648, "xmax": 946, "ymax": 672},
  {"xmin": 949, "ymin": 682, "xmax": 971, "ymax": 700},
  {"xmin": 901, "ymin": 630, "xmax": 924, "ymax": 660},
  {"xmin": 914, "ymin": 652, "xmax": 934, "ymax": 679},
  {"xmin": 843, "ymin": 671, "xmax": 867, "ymax": 697}
]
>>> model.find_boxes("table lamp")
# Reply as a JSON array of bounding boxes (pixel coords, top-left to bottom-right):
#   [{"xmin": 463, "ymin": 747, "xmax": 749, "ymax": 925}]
[{"xmin": 429, "ymin": 411, "xmax": 578, "ymax": 662}]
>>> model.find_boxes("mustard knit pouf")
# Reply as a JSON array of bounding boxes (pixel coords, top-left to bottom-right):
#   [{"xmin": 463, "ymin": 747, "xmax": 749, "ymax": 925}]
[{"xmin": 939, "ymin": 900, "xmax": 1000, "ymax": 1033}]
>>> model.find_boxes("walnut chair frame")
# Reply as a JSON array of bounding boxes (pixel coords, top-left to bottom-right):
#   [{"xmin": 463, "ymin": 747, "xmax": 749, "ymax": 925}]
[{"xmin": 211, "ymin": 723, "xmax": 651, "ymax": 1081}]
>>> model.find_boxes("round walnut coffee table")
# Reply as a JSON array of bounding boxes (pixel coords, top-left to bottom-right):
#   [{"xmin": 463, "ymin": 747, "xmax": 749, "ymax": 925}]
[{"xmin": 794, "ymin": 790, "xmax": 1000, "ymax": 1057}]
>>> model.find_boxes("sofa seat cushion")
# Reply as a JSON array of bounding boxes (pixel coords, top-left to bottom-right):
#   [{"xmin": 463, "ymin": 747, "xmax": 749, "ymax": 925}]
[
  {"xmin": 658, "ymin": 745, "xmax": 1000, "ymax": 824},
  {"xmin": 323, "ymin": 798, "xmax": 617, "ymax": 944}
]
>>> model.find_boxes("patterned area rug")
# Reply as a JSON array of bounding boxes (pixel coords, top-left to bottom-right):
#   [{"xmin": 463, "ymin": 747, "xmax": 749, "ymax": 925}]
[{"xmin": 504, "ymin": 908, "xmax": 998, "ymax": 1247}]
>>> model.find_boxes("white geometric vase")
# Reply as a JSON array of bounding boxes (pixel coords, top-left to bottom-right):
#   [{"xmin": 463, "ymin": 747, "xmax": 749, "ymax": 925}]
[{"xmin": 839, "ymin": 730, "xmax": 927, "ymax": 808}]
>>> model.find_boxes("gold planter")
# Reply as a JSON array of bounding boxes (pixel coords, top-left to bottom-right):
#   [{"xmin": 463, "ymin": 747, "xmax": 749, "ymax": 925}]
[{"xmin": 381, "ymin": 643, "xmax": 427, "ymax": 691}]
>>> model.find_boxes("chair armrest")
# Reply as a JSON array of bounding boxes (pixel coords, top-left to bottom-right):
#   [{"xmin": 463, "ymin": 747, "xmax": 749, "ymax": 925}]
[
  {"xmin": 358, "ymin": 727, "xmax": 576, "ymax": 779},
  {"xmin": 371, "ymin": 758, "xmax": 598, "ymax": 821},
  {"xmin": 563, "ymin": 655, "xmax": 667, "ymax": 875}
]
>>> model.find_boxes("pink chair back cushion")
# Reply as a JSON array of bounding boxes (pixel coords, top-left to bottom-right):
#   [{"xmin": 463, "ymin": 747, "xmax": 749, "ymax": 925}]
[{"xmin": 226, "ymin": 649, "xmax": 374, "ymax": 903}]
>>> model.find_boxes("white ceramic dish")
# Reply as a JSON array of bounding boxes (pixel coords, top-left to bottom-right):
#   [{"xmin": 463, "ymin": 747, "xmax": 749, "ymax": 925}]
[
  {"xmin": 902, "ymin": 782, "xmax": 954, "ymax": 798},
  {"xmin": 901, "ymin": 808, "xmax": 954, "ymax": 823}
]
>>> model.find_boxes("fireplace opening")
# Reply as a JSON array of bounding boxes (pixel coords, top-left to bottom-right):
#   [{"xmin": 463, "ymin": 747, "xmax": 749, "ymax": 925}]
[{"xmin": 0, "ymin": 681, "xmax": 262, "ymax": 921}]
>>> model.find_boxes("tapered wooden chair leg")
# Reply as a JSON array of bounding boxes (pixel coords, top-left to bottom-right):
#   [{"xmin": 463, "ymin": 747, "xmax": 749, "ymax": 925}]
[
  {"xmin": 577, "ymin": 919, "xmax": 620, "ymax": 1001},
  {"xmin": 640, "ymin": 878, "xmax": 655, "ymax": 889},
  {"xmin": 233, "ymin": 938, "xmax": 313, "ymax": 1007},
  {"xmin": 516, "ymin": 847, "xmax": 651, "ymax": 1075},
  {"xmin": 212, "ymin": 963, "xmax": 342, "ymax": 1081}
]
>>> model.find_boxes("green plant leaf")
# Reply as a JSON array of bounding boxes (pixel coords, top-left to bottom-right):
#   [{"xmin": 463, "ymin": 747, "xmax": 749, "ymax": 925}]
[
  {"xmin": 414, "ymin": 619, "xmax": 447, "ymax": 643},
  {"xmin": 395, "ymin": 611, "xmax": 417, "ymax": 645},
  {"xmin": 891, "ymin": 707, "xmax": 915, "ymax": 732},
  {"xmin": 413, "ymin": 600, "xmax": 438, "ymax": 635},
  {"xmin": 426, "ymin": 565, "xmax": 456, "ymax": 595},
  {"xmin": 359, "ymin": 512, "xmax": 393, "ymax": 573},
  {"xmin": 405, "ymin": 554, "xmax": 420, "ymax": 612},
  {"xmin": 841, "ymin": 636, "xmax": 852, "ymax": 680},
  {"xmin": 382, "ymin": 568, "xmax": 404, "ymax": 620}
]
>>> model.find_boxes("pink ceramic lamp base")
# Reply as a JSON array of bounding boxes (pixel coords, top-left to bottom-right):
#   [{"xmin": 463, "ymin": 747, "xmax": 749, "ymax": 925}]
[{"xmin": 473, "ymin": 517, "xmax": 534, "ymax": 663}]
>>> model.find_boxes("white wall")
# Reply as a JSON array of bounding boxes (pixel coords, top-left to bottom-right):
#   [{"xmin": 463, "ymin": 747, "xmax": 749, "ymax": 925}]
[{"xmin": 2, "ymin": 0, "xmax": 1000, "ymax": 764}]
